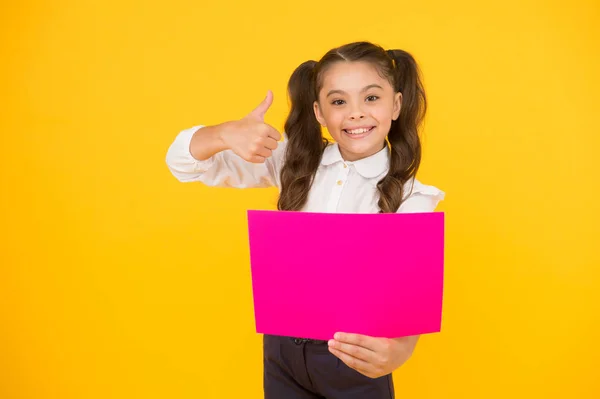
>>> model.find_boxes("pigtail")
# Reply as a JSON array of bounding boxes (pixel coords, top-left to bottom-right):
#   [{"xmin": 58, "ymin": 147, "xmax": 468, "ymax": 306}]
[
  {"xmin": 376, "ymin": 49, "xmax": 427, "ymax": 213},
  {"xmin": 277, "ymin": 60, "xmax": 329, "ymax": 211}
]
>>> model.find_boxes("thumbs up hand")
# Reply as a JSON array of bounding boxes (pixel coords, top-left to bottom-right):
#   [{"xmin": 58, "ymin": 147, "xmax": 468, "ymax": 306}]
[{"xmin": 220, "ymin": 90, "xmax": 282, "ymax": 163}]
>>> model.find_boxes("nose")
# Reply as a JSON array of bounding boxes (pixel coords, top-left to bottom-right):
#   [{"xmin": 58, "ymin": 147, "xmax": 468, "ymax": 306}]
[{"xmin": 348, "ymin": 105, "xmax": 366, "ymax": 120}]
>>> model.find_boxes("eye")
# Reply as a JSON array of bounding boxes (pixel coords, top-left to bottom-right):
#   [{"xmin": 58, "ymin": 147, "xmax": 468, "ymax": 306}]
[
  {"xmin": 331, "ymin": 99, "xmax": 345, "ymax": 106},
  {"xmin": 366, "ymin": 95, "xmax": 379, "ymax": 102}
]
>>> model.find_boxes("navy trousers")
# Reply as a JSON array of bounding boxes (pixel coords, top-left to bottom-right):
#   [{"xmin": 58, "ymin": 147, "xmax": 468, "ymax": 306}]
[{"xmin": 263, "ymin": 335, "xmax": 395, "ymax": 398}]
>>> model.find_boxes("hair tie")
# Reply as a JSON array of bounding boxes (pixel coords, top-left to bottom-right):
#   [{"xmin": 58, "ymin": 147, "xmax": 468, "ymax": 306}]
[{"xmin": 386, "ymin": 50, "xmax": 396, "ymax": 67}]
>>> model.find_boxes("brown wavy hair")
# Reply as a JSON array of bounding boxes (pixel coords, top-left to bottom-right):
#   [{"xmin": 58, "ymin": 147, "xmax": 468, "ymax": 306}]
[{"xmin": 277, "ymin": 41, "xmax": 427, "ymax": 213}]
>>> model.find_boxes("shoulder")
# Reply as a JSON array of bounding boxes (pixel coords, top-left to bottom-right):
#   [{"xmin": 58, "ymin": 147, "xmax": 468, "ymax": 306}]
[{"xmin": 397, "ymin": 177, "xmax": 446, "ymax": 213}]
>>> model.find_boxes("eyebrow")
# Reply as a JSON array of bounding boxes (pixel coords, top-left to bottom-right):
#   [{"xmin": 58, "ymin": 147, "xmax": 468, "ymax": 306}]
[{"xmin": 326, "ymin": 84, "xmax": 384, "ymax": 98}]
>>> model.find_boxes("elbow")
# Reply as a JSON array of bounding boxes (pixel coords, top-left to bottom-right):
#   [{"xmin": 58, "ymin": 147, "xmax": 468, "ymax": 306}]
[
  {"xmin": 165, "ymin": 147, "xmax": 214, "ymax": 184},
  {"xmin": 165, "ymin": 145, "xmax": 191, "ymax": 183},
  {"xmin": 164, "ymin": 126, "xmax": 211, "ymax": 183}
]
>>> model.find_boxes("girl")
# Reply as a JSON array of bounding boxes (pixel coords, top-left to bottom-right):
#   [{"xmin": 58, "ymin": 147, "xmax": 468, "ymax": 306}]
[{"xmin": 166, "ymin": 41, "xmax": 445, "ymax": 398}]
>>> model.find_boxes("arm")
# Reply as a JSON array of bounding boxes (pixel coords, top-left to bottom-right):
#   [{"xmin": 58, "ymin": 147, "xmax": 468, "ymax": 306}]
[
  {"xmin": 165, "ymin": 90, "xmax": 286, "ymax": 189},
  {"xmin": 329, "ymin": 180, "xmax": 446, "ymax": 377},
  {"xmin": 165, "ymin": 124, "xmax": 286, "ymax": 188}
]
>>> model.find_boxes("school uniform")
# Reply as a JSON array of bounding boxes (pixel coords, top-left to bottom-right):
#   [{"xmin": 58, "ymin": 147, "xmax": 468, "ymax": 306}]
[{"xmin": 166, "ymin": 125, "xmax": 445, "ymax": 398}]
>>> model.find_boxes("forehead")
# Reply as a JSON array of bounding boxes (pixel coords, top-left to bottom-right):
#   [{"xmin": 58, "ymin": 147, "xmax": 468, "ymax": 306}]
[{"xmin": 319, "ymin": 61, "xmax": 391, "ymax": 92}]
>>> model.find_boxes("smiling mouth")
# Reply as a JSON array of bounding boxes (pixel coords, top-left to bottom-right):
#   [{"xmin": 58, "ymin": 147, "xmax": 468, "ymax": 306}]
[{"xmin": 343, "ymin": 126, "xmax": 375, "ymax": 138}]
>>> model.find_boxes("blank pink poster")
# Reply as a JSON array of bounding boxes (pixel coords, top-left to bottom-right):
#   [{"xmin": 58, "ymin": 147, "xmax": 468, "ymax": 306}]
[{"xmin": 247, "ymin": 210, "xmax": 445, "ymax": 341}]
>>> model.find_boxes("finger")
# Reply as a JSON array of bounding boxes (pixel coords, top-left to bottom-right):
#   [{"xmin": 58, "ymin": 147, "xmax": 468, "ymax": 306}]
[
  {"xmin": 265, "ymin": 125, "xmax": 282, "ymax": 141},
  {"xmin": 263, "ymin": 137, "xmax": 279, "ymax": 151},
  {"xmin": 248, "ymin": 155, "xmax": 266, "ymax": 163},
  {"xmin": 334, "ymin": 333, "xmax": 380, "ymax": 351},
  {"xmin": 329, "ymin": 347, "xmax": 375, "ymax": 377},
  {"xmin": 254, "ymin": 146, "xmax": 272, "ymax": 159},
  {"xmin": 328, "ymin": 340, "xmax": 377, "ymax": 364},
  {"xmin": 248, "ymin": 90, "xmax": 273, "ymax": 122}
]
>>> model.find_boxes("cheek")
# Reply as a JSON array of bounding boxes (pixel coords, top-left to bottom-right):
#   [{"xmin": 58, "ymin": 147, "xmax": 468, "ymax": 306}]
[
  {"xmin": 375, "ymin": 104, "xmax": 394, "ymax": 120},
  {"xmin": 374, "ymin": 105, "xmax": 396, "ymax": 125},
  {"xmin": 324, "ymin": 109, "xmax": 345, "ymax": 129},
  {"xmin": 372, "ymin": 107, "xmax": 394, "ymax": 134}
]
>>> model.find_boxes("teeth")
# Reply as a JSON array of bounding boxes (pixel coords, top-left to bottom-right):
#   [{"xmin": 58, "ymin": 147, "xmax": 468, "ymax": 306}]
[{"xmin": 346, "ymin": 127, "xmax": 371, "ymax": 134}]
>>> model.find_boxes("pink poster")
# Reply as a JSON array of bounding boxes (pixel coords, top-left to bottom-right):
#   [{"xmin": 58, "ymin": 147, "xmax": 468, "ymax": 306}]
[{"xmin": 247, "ymin": 210, "xmax": 445, "ymax": 340}]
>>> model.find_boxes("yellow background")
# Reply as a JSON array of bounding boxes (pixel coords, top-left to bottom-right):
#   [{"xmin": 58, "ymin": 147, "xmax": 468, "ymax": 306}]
[{"xmin": 1, "ymin": 0, "xmax": 599, "ymax": 398}]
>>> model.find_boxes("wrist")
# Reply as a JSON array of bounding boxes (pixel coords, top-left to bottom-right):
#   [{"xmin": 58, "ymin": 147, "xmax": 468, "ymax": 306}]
[
  {"xmin": 189, "ymin": 123, "xmax": 230, "ymax": 161},
  {"xmin": 214, "ymin": 120, "xmax": 235, "ymax": 152}
]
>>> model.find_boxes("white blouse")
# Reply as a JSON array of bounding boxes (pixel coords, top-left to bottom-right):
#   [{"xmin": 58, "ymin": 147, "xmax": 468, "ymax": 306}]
[{"xmin": 166, "ymin": 125, "xmax": 445, "ymax": 213}]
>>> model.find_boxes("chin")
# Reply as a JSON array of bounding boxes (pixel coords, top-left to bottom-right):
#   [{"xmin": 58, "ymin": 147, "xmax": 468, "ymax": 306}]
[{"xmin": 339, "ymin": 141, "xmax": 384, "ymax": 160}]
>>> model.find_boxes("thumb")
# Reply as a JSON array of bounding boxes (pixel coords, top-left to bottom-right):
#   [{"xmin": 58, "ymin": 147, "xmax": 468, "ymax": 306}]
[{"xmin": 248, "ymin": 90, "xmax": 273, "ymax": 121}]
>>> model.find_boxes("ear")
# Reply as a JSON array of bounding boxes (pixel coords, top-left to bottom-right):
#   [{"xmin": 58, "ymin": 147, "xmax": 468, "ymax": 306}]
[
  {"xmin": 313, "ymin": 101, "xmax": 327, "ymax": 127},
  {"xmin": 392, "ymin": 92, "xmax": 402, "ymax": 121}
]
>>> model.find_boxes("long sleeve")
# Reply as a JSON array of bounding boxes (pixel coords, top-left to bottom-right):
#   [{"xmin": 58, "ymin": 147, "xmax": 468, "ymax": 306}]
[
  {"xmin": 165, "ymin": 125, "xmax": 286, "ymax": 189},
  {"xmin": 397, "ymin": 178, "xmax": 446, "ymax": 213}
]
